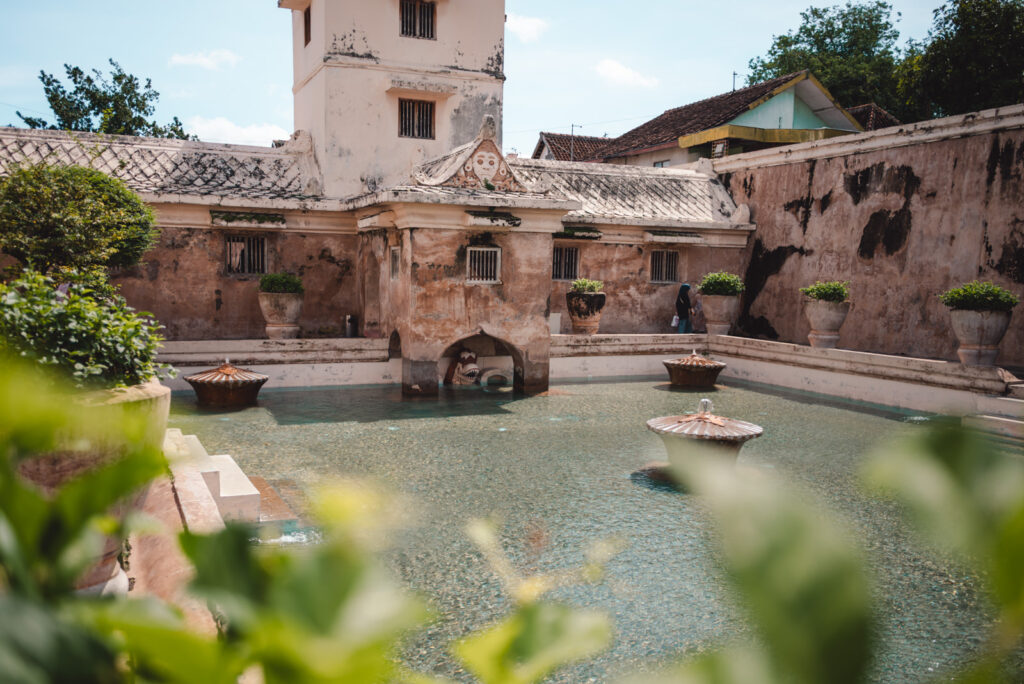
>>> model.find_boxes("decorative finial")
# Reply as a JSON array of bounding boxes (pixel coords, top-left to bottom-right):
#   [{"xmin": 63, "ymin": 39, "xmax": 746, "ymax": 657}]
[
  {"xmin": 699, "ymin": 398, "xmax": 714, "ymax": 415},
  {"xmin": 479, "ymin": 115, "xmax": 497, "ymax": 141}
]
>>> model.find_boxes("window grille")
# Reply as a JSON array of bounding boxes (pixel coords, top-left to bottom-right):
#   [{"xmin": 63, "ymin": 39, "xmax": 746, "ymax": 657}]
[
  {"xmin": 650, "ymin": 250, "xmax": 679, "ymax": 283},
  {"xmin": 467, "ymin": 247, "xmax": 501, "ymax": 283},
  {"xmin": 399, "ymin": 99, "xmax": 435, "ymax": 139},
  {"xmin": 390, "ymin": 246, "xmax": 400, "ymax": 279},
  {"xmin": 303, "ymin": 6, "xmax": 311, "ymax": 46},
  {"xmin": 400, "ymin": 0, "xmax": 436, "ymax": 39},
  {"xmin": 552, "ymin": 246, "xmax": 579, "ymax": 281},
  {"xmin": 226, "ymin": 235, "xmax": 267, "ymax": 275}
]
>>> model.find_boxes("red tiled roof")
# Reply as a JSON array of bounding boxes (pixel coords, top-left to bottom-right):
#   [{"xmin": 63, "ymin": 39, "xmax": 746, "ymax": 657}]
[
  {"xmin": 846, "ymin": 103, "xmax": 901, "ymax": 131},
  {"xmin": 595, "ymin": 71, "xmax": 809, "ymax": 160},
  {"xmin": 531, "ymin": 131, "xmax": 614, "ymax": 161}
]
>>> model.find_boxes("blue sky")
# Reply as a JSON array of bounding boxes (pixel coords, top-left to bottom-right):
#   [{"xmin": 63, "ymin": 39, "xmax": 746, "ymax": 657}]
[{"xmin": 0, "ymin": 1, "xmax": 940, "ymax": 155}]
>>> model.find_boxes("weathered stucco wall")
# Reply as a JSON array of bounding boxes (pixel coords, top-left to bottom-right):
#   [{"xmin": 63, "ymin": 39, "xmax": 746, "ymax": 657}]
[
  {"xmin": 717, "ymin": 112, "xmax": 1024, "ymax": 367},
  {"xmin": 547, "ymin": 240, "xmax": 745, "ymax": 334},
  {"xmin": 115, "ymin": 226, "xmax": 359, "ymax": 341}
]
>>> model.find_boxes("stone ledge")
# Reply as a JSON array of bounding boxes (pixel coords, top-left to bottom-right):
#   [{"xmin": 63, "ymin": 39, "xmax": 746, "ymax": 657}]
[
  {"xmin": 159, "ymin": 338, "xmax": 390, "ymax": 366},
  {"xmin": 707, "ymin": 336, "xmax": 1015, "ymax": 396},
  {"xmin": 551, "ymin": 333, "xmax": 708, "ymax": 357}
]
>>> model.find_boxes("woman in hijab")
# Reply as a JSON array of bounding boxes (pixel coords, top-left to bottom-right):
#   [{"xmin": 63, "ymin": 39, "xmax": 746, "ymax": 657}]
[{"xmin": 676, "ymin": 283, "xmax": 694, "ymax": 333}]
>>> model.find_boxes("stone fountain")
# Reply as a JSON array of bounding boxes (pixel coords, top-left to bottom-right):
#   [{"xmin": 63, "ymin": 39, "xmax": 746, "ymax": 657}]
[
  {"xmin": 662, "ymin": 350, "xmax": 726, "ymax": 388},
  {"xmin": 185, "ymin": 360, "xmax": 269, "ymax": 408},
  {"xmin": 636, "ymin": 398, "xmax": 763, "ymax": 486}
]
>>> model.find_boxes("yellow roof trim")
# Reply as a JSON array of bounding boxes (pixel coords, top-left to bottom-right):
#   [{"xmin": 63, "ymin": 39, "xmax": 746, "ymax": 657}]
[{"xmin": 678, "ymin": 124, "xmax": 854, "ymax": 149}]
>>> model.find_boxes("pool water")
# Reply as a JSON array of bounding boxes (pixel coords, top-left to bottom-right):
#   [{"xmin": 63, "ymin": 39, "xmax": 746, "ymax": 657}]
[{"xmin": 169, "ymin": 379, "xmax": 994, "ymax": 682}]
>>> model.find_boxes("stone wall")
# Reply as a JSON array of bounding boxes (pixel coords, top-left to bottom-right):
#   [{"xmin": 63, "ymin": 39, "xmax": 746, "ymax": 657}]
[
  {"xmin": 547, "ymin": 240, "xmax": 746, "ymax": 334},
  {"xmin": 716, "ymin": 106, "xmax": 1024, "ymax": 368},
  {"xmin": 115, "ymin": 227, "xmax": 360, "ymax": 340}
]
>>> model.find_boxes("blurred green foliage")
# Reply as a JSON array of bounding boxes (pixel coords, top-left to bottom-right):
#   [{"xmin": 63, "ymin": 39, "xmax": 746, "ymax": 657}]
[
  {"xmin": 570, "ymin": 278, "xmax": 604, "ymax": 293},
  {"xmin": 259, "ymin": 272, "xmax": 305, "ymax": 295},
  {"xmin": 1, "ymin": 356, "xmax": 1021, "ymax": 683},
  {"xmin": 0, "ymin": 272, "xmax": 169, "ymax": 389}
]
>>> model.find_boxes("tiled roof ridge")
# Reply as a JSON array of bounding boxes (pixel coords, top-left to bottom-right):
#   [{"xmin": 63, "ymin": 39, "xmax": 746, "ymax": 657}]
[
  {"xmin": 539, "ymin": 131, "xmax": 611, "ymax": 142},
  {"xmin": 0, "ymin": 125, "xmax": 290, "ymax": 156},
  {"xmin": 509, "ymin": 156, "xmax": 705, "ymax": 178},
  {"xmin": 659, "ymin": 70, "xmax": 808, "ymax": 117}
]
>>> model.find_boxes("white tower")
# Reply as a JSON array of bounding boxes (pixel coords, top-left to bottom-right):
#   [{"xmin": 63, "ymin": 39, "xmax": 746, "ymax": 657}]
[{"xmin": 279, "ymin": 0, "xmax": 506, "ymax": 198}]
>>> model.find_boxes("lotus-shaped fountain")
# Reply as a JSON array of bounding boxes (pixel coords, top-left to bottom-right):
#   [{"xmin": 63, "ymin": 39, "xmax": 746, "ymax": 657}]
[
  {"xmin": 636, "ymin": 399, "xmax": 764, "ymax": 487},
  {"xmin": 185, "ymin": 359, "xmax": 269, "ymax": 408},
  {"xmin": 662, "ymin": 351, "xmax": 726, "ymax": 389}
]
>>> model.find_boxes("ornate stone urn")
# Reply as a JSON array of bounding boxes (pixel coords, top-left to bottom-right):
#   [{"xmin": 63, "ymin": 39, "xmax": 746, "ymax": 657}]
[
  {"xmin": 17, "ymin": 379, "xmax": 171, "ymax": 595},
  {"xmin": 663, "ymin": 351, "xmax": 726, "ymax": 388},
  {"xmin": 258, "ymin": 292, "xmax": 303, "ymax": 339},
  {"xmin": 701, "ymin": 295, "xmax": 740, "ymax": 336},
  {"xmin": 804, "ymin": 300, "xmax": 851, "ymax": 349},
  {"xmin": 566, "ymin": 291, "xmax": 606, "ymax": 335},
  {"xmin": 949, "ymin": 310, "xmax": 1013, "ymax": 366}
]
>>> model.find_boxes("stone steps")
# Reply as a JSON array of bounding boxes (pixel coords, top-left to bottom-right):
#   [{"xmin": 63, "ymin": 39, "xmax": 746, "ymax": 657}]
[{"xmin": 162, "ymin": 429, "xmax": 261, "ymax": 525}]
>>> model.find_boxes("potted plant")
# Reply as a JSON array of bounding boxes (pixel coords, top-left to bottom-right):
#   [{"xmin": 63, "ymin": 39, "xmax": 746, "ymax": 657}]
[
  {"xmin": 939, "ymin": 280, "xmax": 1019, "ymax": 366},
  {"xmin": 698, "ymin": 272, "xmax": 744, "ymax": 336},
  {"xmin": 258, "ymin": 272, "xmax": 305, "ymax": 339},
  {"xmin": 800, "ymin": 280, "xmax": 851, "ymax": 349},
  {"xmin": 566, "ymin": 278, "xmax": 606, "ymax": 335},
  {"xmin": 0, "ymin": 271, "xmax": 172, "ymax": 594}
]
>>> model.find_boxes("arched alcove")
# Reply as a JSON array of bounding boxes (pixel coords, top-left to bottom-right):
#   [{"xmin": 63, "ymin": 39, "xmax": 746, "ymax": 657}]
[
  {"xmin": 388, "ymin": 330, "xmax": 402, "ymax": 359},
  {"xmin": 439, "ymin": 332, "xmax": 525, "ymax": 392}
]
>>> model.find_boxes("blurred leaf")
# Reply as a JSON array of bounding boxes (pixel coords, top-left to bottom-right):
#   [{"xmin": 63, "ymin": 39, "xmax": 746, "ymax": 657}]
[
  {"xmin": 454, "ymin": 602, "xmax": 611, "ymax": 684},
  {"xmin": 672, "ymin": 448, "xmax": 874, "ymax": 684},
  {"xmin": 619, "ymin": 646, "xmax": 774, "ymax": 684},
  {"xmin": 0, "ymin": 595, "xmax": 120, "ymax": 684}
]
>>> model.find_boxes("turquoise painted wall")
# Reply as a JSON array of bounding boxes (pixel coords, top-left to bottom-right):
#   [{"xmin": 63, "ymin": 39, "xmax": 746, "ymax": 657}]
[{"xmin": 728, "ymin": 89, "xmax": 829, "ymax": 130}]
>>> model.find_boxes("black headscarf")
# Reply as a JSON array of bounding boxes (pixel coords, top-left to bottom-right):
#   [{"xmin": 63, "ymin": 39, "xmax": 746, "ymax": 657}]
[{"xmin": 676, "ymin": 283, "xmax": 691, "ymax": 318}]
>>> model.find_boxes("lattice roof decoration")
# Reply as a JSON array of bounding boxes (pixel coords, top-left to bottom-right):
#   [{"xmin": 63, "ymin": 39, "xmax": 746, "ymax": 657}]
[{"xmin": 0, "ymin": 127, "xmax": 322, "ymax": 201}]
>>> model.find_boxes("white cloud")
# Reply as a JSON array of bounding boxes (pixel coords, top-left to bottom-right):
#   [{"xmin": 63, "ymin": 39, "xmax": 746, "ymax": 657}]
[
  {"xmin": 506, "ymin": 13, "xmax": 549, "ymax": 42},
  {"xmin": 594, "ymin": 59, "xmax": 659, "ymax": 88},
  {"xmin": 185, "ymin": 116, "xmax": 289, "ymax": 147},
  {"xmin": 169, "ymin": 49, "xmax": 241, "ymax": 71}
]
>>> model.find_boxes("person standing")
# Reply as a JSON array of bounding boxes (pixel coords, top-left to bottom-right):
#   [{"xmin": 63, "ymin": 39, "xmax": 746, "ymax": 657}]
[{"xmin": 675, "ymin": 283, "xmax": 694, "ymax": 333}]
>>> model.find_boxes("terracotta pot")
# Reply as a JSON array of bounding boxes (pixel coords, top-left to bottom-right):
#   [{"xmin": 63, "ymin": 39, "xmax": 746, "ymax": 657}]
[
  {"xmin": 16, "ymin": 379, "xmax": 170, "ymax": 595},
  {"xmin": 701, "ymin": 295, "xmax": 740, "ymax": 336},
  {"xmin": 949, "ymin": 309, "xmax": 1013, "ymax": 366},
  {"xmin": 566, "ymin": 291, "xmax": 606, "ymax": 335},
  {"xmin": 258, "ymin": 292, "xmax": 303, "ymax": 339},
  {"xmin": 804, "ymin": 299, "xmax": 851, "ymax": 349}
]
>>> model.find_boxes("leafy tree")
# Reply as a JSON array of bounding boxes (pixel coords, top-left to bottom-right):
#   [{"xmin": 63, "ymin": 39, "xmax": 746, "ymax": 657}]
[
  {"xmin": 747, "ymin": 2, "xmax": 905, "ymax": 119},
  {"xmin": 0, "ymin": 163, "xmax": 157, "ymax": 281},
  {"xmin": 904, "ymin": 0, "xmax": 1024, "ymax": 118},
  {"xmin": 17, "ymin": 59, "xmax": 195, "ymax": 140}
]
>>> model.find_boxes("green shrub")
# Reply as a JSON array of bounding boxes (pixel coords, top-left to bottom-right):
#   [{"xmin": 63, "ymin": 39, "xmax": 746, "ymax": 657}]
[
  {"xmin": 0, "ymin": 163, "xmax": 156, "ymax": 277},
  {"xmin": 800, "ymin": 280, "xmax": 850, "ymax": 302},
  {"xmin": 0, "ymin": 271, "xmax": 168, "ymax": 388},
  {"xmin": 698, "ymin": 271, "xmax": 745, "ymax": 296},
  {"xmin": 570, "ymin": 278, "xmax": 603, "ymax": 293},
  {"xmin": 259, "ymin": 272, "xmax": 304, "ymax": 294},
  {"xmin": 939, "ymin": 280, "xmax": 1019, "ymax": 311}
]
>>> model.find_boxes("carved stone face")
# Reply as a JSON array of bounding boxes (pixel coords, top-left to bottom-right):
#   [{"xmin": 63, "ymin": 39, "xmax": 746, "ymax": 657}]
[{"xmin": 472, "ymin": 150, "xmax": 500, "ymax": 182}]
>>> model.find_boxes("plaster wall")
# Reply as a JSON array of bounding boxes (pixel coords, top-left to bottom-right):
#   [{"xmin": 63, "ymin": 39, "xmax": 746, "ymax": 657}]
[
  {"xmin": 115, "ymin": 218, "xmax": 360, "ymax": 340},
  {"xmin": 547, "ymin": 238, "xmax": 746, "ymax": 334},
  {"xmin": 287, "ymin": 0, "xmax": 505, "ymax": 198},
  {"xmin": 608, "ymin": 147, "xmax": 698, "ymax": 168},
  {"xmin": 716, "ymin": 113, "xmax": 1024, "ymax": 367}
]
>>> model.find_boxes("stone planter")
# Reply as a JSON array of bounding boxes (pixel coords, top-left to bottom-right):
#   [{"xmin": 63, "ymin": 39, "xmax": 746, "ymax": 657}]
[
  {"xmin": 804, "ymin": 299, "xmax": 851, "ymax": 349},
  {"xmin": 701, "ymin": 295, "xmax": 740, "ymax": 336},
  {"xmin": 949, "ymin": 309, "xmax": 1013, "ymax": 366},
  {"xmin": 258, "ymin": 292, "xmax": 303, "ymax": 339},
  {"xmin": 566, "ymin": 291, "xmax": 606, "ymax": 335},
  {"xmin": 16, "ymin": 379, "xmax": 171, "ymax": 595}
]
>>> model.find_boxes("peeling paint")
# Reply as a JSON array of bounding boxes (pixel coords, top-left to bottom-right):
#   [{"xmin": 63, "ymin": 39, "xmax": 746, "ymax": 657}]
[
  {"xmin": 739, "ymin": 238, "xmax": 811, "ymax": 339},
  {"xmin": 858, "ymin": 207, "xmax": 912, "ymax": 259}
]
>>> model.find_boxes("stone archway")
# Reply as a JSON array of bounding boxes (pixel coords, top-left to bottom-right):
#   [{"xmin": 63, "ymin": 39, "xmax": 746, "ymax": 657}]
[{"xmin": 439, "ymin": 332, "xmax": 526, "ymax": 393}]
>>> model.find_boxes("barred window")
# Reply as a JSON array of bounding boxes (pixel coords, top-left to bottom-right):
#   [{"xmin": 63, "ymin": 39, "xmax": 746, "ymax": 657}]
[
  {"xmin": 400, "ymin": 0, "xmax": 436, "ymax": 39},
  {"xmin": 390, "ymin": 246, "xmax": 400, "ymax": 279},
  {"xmin": 467, "ymin": 247, "xmax": 501, "ymax": 284},
  {"xmin": 552, "ymin": 246, "xmax": 579, "ymax": 281},
  {"xmin": 650, "ymin": 250, "xmax": 679, "ymax": 283},
  {"xmin": 226, "ymin": 235, "xmax": 267, "ymax": 275},
  {"xmin": 399, "ymin": 99, "xmax": 435, "ymax": 139}
]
